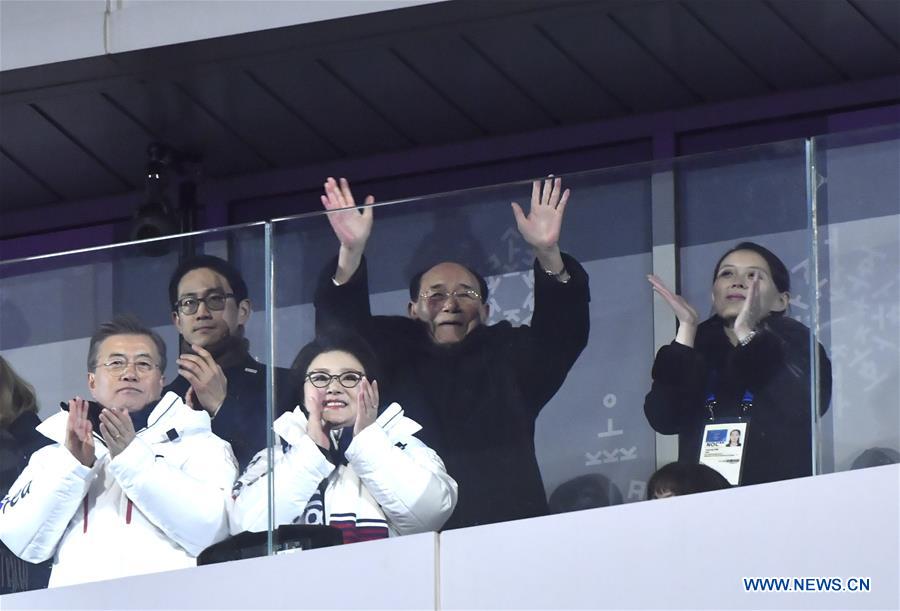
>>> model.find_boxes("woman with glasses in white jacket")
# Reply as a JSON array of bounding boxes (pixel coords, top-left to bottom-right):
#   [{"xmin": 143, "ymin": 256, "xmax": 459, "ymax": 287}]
[{"xmin": 230, "ymin": 332, "xmax": 457, "ymax": 541}]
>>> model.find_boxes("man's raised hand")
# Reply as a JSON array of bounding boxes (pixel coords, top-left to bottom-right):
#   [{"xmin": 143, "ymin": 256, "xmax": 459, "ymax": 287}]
[
  {"xmin": 321, "ymin": 177, "xmax": 374, "ymax": 284},
  {"xmin": 177, "ymin": 344, "xmax": 227, "ymax": 417},
  {"xmin": 511, "ymin": 177, "xmax": 570, "ymax": 253}
]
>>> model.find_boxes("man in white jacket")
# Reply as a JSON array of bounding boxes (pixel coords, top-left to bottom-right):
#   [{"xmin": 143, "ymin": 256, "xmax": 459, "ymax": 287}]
[{"xmin": 0, "ymin": 316, "xmax": 237, "ymax": 588}]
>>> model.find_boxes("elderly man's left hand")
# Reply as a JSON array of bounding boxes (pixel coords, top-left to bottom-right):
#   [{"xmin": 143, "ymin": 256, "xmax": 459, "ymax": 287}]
[{"xmin": 100, "ymin": 407, "xmax": 137, "ymax": 458}]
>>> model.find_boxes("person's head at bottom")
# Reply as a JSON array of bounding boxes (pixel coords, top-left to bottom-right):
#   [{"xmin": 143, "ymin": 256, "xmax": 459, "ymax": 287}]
[{"xmin": 647, "ymin": 463, "xmax": 731, "ymax": 499}]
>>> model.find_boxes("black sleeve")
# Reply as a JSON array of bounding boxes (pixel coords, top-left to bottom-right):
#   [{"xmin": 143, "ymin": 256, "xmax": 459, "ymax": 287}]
[
  {"xmin": 730, "ymin": 318, "xmax": 832, "ymax": 422},
  {"xmin": 728, "ymin": 325, "xmax": 785, "ymax": 388},
  {"xmin": 817, "ymin": 343, "xmax": 833, "ymax": 416},
  {"xmin": 314, "ymin": 255, "xmax": 373, "ymax": 334},
  {"xmin": 643, "ymin": 341, "xmax": 708, "ymax": 435},
  {"xmin": 517, "ymin": 252, "xmax": 591, "ymax": 413}
]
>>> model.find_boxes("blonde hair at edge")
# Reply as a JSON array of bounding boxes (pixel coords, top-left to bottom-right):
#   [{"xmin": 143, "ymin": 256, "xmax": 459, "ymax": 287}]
[{"xmin": 0, "ymin": 356, "xmax": 39, "ymax": 429}]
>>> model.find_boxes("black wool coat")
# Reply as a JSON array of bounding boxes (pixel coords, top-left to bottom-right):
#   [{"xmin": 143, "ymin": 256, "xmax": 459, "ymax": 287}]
[
  {"xmin": 644, "ymin": 315, "xmax": 832, "ymax": 485},
  {"xmin": 315, "ymin": 254, "xmax": 590, "ymax": 529}
]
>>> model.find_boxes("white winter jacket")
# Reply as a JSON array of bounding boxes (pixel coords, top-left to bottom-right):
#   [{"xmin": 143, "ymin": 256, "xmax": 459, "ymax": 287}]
[
  {"xmin": 230, "ymin": 403, "xmax": 457, "ymax": 540},
  {"xmin": 0, "ymin": 392, "xmax": 237, "ymax": 587}
]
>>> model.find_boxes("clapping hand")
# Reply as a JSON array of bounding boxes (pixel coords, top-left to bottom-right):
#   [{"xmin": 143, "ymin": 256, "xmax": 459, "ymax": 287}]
[
  {"xmin": 178, "ymin": 344, "xmax": 227, "ymax": 416},
  {"xmin": 353, "ymin": 378, "xmax": 379, "ymax": 437},
  {"xmin": 304, "ymin": 385, "xmax": 331, "ymax": 451},
  {"xmin": 647, "ymin": 274, "xmax": 699, "ymax": 347},
  {"xmin": 65, "ymin": 397, "xmax": 96, "ymax": 467},
  {"xmin": 99, "ymin": 407, "xmax": 136, "ymax": 459},
  {"xmin": 734, "ymin": 276, "xmax": 763, "ymax": 341}
]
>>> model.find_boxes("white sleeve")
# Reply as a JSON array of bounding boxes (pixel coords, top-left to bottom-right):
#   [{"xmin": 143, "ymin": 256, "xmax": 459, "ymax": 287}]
[
  {"xmin": 345, "ymin": 426, "xmax": 458, "ymax": 534},
  {"xmin": 108, "ymin": 434, "xmax": 237, "ymax": 557},
  {"xmin": 0, "ymin": 444, "xmax": 98, "ymax": 563},
  {"xmin": 230, "ymin": 436, "xmax": 334, "ymax": 534}
]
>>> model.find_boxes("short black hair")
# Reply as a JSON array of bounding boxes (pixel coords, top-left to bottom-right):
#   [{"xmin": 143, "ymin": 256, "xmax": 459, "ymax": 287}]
[
  {"xmin": 87, "ymin": 314, "xmax": 167, "ymax": 373},
  {"xmin": 647, "ymin": 462, "xmax": 731, "ymax": 499},
  {"xmin": 168, "ymin": 255, "xmax": 249, "ymax": 311},
  {"xmin": 290, "ymin": 329, "xmax": 382, "ymax": 404},
  {"xmin": 713, "ymin": 241, "xmax": 790, "ymax": 293},
  {"xmin": 548, "ymin": 473, "xmax": 622, "ymax": 513},
  {"xmin": 408, "ymin": 262, "xmax": 489, "ymax": 303}
]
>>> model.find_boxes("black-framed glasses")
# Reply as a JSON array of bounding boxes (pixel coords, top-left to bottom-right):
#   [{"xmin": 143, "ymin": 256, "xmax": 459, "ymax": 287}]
[
  {"xmin": 101, "ymin": 358, "xmax": 158, "ymax": 375},
  {"xmin": 420, "ymin": 288, "xmax": 482, "ymax": 305},
  {"xmin": 174, "ymin": 293, "xmax": 235, "ymax": 315},
  {"xmin": 306, "ymin": 371, "xmax": 364, "ymax": 388}
]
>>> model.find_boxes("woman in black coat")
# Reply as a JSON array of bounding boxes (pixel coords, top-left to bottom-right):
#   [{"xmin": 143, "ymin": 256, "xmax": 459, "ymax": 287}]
[{"xmin": 644, "ymin": 242, "xmax": 832, "ymax": 486}]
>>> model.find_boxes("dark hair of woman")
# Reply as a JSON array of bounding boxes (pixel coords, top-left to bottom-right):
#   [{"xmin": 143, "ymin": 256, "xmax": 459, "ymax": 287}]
[
  {"xmin": 0, "ymin": 356, "xmax": 39, "ymax": 429},
  {"xmin": 712, "ymin": 241, "xmax": 790, "ymax": 317},
  {"xmin": 289, "ymin": 330, "xmax": 383, "ymax": 407}
]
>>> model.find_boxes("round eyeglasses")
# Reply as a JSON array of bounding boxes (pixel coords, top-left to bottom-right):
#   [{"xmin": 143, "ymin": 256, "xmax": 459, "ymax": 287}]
[
  {"xmin": 306, "ymin": 371, "xmax": 364, "ymax": 388},
  {"xmin": 420, "ymin": 288, "xmax": 481, "ymax": 306},
  {"xmin": 101, "ymin": 358, "xmax": 158, "ymax": 375},
  {"xmin": 174, "ymin": 293, "xmax": 235, "ymax": 315}
]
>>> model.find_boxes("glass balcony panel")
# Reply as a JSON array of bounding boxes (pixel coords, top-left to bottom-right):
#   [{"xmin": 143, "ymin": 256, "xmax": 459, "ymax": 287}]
[
  {"xmin": 267, "ymin": 163, "xmax": 657, "ymax": 534},
  {"xmin": 812, "ymin": 125, "xmax": 900, "ymax": 474},
  {"xmin": 0, "ymin": 224, "xmax": 269, "ymax": 591},
  {"xmin": 665, "ymin": 138, "xmax": 819, "ymax": 489}
]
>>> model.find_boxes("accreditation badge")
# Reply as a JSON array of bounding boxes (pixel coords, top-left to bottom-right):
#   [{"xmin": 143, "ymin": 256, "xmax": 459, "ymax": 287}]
[{"xmin": 698, "ymin": 421, "xmax": 748, "ymax": 486}]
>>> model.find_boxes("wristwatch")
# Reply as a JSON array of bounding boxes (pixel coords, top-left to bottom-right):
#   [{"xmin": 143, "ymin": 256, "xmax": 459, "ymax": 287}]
[
  {"xmin": 543, "ymin": 266, "xmax": 571, "ymax": 284},
  {"xmin": 738, "ymin": 330, "xmax": 758, "ymax": 346}
]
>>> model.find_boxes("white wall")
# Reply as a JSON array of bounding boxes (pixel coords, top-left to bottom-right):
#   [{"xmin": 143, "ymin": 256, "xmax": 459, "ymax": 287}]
[
  {"xmin": 0, "ymin": 0, "xmax": 444, "ymax": 71},
  {"xmin": 440, "ymin": 465, "xmax": 899, "ymax": 610},
  {"xmin": 3, "ymin": 466, "xmax": 896, "ymax": 610}
]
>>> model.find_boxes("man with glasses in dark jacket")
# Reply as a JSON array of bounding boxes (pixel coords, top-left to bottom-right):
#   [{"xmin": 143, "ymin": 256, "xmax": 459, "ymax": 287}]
[{"xmin": 166, "ymin": 255, "xmax": 293, "ymax": 469}]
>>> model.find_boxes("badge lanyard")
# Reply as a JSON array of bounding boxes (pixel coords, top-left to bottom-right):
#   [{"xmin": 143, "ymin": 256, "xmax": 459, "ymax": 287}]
[
  {"xmin": 705, "ymin": 389, "xmax": 754, "ymax": 421},
  {"xmin": 699, "ymin": 370, "xmax": 751, "ymax": 486}
]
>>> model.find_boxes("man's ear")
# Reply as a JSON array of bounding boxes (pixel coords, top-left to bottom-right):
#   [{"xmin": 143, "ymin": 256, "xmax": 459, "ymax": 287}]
[
  {"xmin": 172, "ymin": 310, "xmax": 183, "ymax": 332},
  {"xmin": 408, "ymin": 301, "xmax": 419, "ymax": 320},
  {"xmin": 480, "ymin": 303, "xmax": 490, "ymax": 323},
  {"xmin": 238, "ymin": 299, "xmax": 252, "ymax": 324},
  {"xmin": 87, "ymin": 372, "xmax": 96, "ymax": 392},
  {"xmin": 772, "ymin": 291, "xmax": 790, "ymax": 313}
]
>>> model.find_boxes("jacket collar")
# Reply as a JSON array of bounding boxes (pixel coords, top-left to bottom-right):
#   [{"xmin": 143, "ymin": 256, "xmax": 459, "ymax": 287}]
[
  {"xmin": 273, "ymin": 402, "xmax": 421, "ymax": 449},
  {"xmin": 37, "ymin": 392, "xmax": 211, "ymax": 448},
  {"xmin": 178, "ymin": 334, "xmax": 252, "ymax": 370}
]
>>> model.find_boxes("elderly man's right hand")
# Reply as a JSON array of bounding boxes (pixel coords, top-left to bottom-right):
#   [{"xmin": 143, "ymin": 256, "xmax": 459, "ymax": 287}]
[
  {"xmin": 65, "ymin": 397, "xmax": 96, "ymax": 467},
  {"xmin": 321, "ymin": 177, "xmax": 374, "ymax": 284}
]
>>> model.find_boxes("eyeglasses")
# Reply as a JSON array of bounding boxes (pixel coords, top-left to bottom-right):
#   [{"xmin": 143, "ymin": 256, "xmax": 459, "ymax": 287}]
[
  {"xmin": 306, "ymin": 371, "xmax": 364, "ymax": 388},
  {"xmin": 101, "ymin": 358, "xmax": 158, "ymax": 375},
  {"xmin": 419, "ymin": 288, "xmax": 482, "ymax": 305},
  {"xmin": 174, "ymin": 293, "xmax": 235, "ymax": 315}
]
